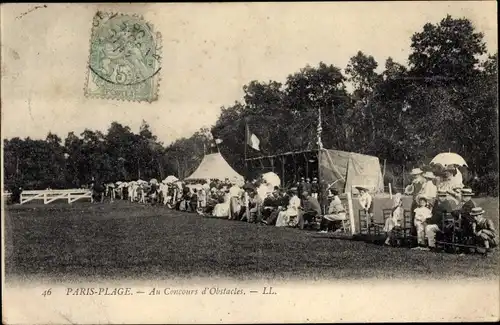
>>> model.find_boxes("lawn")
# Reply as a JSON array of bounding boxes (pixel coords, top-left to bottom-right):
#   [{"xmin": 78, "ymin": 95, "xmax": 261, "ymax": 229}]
[{"xmin": 4, "ymin": 198, "xmax": 499, "ymax": 282}]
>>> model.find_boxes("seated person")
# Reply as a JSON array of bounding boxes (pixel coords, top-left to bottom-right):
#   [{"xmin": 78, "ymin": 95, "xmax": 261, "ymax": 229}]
[
  {"xmin": 411, "ymin": 196, "xmax": 432, "ymax": 249},
  {"xmin": 458, "ymin": 188, "xmax": 477, "ymax": 238},
  {"xmin": 275, "ymin": 188, "xmax": 301, "ymax": 227},
  {"xmin": 357, "ymin": 186, "xmax": 374, "ymax": 224},
  {"xmin": 471, "ymin": 207, "xmax": 498, "ymax": 252},
  {"xmin": 383, "ymin": 193, "xmax": 405, "ymax": 245},
  {"xmin": 263, "ymin": 189, "xmax": 289, "ymax": 226},
  {"xmin": 245, "ymin": 190, "xmax": 263, "ymax": 223},
  {"xmin": 298, "ymin": 191, "xmax": 322, "ymax": 230},
  {"xmin": 190, "ymin": 189, "xmax": 198, "ymax": 212},
  {"xmin": 425, "ymin": 190, "xmax": 454, "ymax": 251},
  {"xmin": 318, "ymin": 190, "xmax": 346, "ymax": 233},
  {"xmin": 262, "ymin": 190, "xmax": 281, "ymax": 219},
  {"xmin": 212, "ymin": 190, "xmax": 231, "ymax": 218}
]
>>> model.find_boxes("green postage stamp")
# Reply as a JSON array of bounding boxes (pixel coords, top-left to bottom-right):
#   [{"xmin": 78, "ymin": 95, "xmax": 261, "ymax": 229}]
[{"xmin": 84, "ymin": 12, "xmax": 162, "ymax": 102}]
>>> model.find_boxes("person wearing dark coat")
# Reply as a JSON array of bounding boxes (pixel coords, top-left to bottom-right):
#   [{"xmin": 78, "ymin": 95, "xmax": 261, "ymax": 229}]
[{"xmin": 425, "ymin": 190, "xmax": 454, "ymax": 250}]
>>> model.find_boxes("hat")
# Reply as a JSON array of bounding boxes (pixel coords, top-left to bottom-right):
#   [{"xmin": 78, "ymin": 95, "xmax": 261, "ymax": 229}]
[
  {"xmin": 445, "ymin": 165, "xmax": 456, "ymax": 172},
  {"xmin": 470, "ymin": 207, "xmax": 484, "ymax": 216},
  {"xmin": 461, "ymin": 188, "xmax": 474, "ymax": 196},
  {"xmin": 437, "ymin": 190, "xmax": 447, "ymax": 196},
  {"xmin": 355, "ymin": 186, "xmax": 368, "ymax": 192},
  {"xmin": 422, "ymin": 171, "xmax": 435, "ymax": 179},
  {"xmin": 290, "ymin": 187, "xmax": 298, "ymax": 192},
  {"xmin": 417, "ymin": 195, "xmax": 428, "ymax": 202},
  {"xmin": 410, "ymin": 168, "xmax": 423, "ymax": 175},
  {"xmin": 313, "ymin": 177, "xmax": 318, "ymax": 181}
]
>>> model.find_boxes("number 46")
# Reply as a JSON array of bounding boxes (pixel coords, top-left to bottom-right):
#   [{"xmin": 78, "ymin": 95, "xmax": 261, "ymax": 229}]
[{"xmin": 42, "ymin": 288, "xmax": 52, "ymax": 297}]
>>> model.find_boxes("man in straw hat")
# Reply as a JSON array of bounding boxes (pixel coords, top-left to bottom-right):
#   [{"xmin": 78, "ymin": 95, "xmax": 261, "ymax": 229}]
[
  {"xmin": 470, "ymin": 207, "xmax": 497, "ymax": 252},
  {"xmin": 418, "ymin": 171, "xmax": 438, "ymax": 207},
  {"xmin": 425, "ymin": 189, "xmax": 454, "ymax": 251},
  {"xmin": 457, "ymin": 188, "xmax": 477, "ymax": 237},
  {"xmin": 405, "ymin": 168, "xmax": 424, "ymax": 196},
  {"xmin": 406, "ymin": 168, "xmax": 425, "ymax": 236}
]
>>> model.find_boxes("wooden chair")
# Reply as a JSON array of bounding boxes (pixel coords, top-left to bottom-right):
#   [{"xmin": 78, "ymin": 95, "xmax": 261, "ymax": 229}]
[
  {"xmin": 358, "ymin": 209, "xmax": 381, "ymax": 236},
  {"xmin": 358, "ymin": 209, "xmax": 370, "ymax": 235}
]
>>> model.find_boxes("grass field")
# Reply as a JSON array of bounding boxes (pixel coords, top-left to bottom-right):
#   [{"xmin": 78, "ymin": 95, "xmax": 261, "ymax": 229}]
[{"xmin": 4, "ymin": 198, "xmax": 499, "ymax": 282}]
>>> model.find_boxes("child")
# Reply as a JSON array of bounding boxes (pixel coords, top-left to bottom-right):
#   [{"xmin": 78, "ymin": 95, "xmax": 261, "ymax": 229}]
[
  {"xmin": 357, "ymin": 186, "xmax": 374, "ymax": 224},
  {"xmin": 383, "ymin": 193, "xmax": 403, "ymax": 245},
  {"xmin": 412, "ymin": 196, "xmax": 432, "ymax": 250},
  {"xmin": 471, "ymin": 207, "xmax": 498, "ymax": 252}
]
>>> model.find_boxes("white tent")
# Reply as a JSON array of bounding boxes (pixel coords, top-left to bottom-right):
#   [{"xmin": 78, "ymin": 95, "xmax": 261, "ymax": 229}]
[{"xmin": 185, "ymin": 152, "xmax": 244, "ymax": 183}]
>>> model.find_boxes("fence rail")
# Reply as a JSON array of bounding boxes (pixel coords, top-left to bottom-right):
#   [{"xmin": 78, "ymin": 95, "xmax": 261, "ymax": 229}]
[{"xmin": 20, "ymin": 189, "xmax": 92, "ymax": 205}]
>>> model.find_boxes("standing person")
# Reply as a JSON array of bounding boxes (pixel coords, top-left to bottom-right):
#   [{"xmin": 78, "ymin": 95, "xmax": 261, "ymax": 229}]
[
  {"xmin": 425, "ymin": 190, "xmax": 454, "ymax": 251},
  {"xmin": 197, "ymin": 186, "xmax": 207, "ymax": 215},
  {"xmin": 304, "ymin": 178, "xmax": 312, "ymax": 197},
  {"xmin": 228, "ymin": 182, "xmax": 242, "ymax": 220},
  {"xmin": 356, "ymin": 186, "xmax": 373, "ymax": 224},
  {"xmin": 418, "ymin": 172, "xmax": 438, "ymax": 207},
  {"xmin": 298, "ymin": 191, "xmax": 322, "ymax": 230},
  {"xmin": 311, "ymin": 177, "xmax": 319, "ymax": 199},
  {"xmin": 406, "ymin": 168, "xmax": 425, "ymax": 228},
  {"xmin": 190, "ymin": 189, "xmax": 198, "ymax": 212},
  {"xmin": 298, "ymin": 177, "xmax": 306, "ymax": 197}
]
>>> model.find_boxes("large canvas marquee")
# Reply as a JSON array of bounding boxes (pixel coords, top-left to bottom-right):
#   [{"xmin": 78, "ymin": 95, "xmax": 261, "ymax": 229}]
[
  {"xmin": 246, "ymin": 148, "xmax": 384, "ymax": 193},
  {"xmin": 319, "ymin": 149, "xmax": 384, "ymax": 194},
  {"xmin": 185, "ymin": 152, "xmax": 244, "ymax": 183}
]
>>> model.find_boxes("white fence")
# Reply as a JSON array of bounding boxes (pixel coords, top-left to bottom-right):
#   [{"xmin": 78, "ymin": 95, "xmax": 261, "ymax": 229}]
[{"xmin": 20, "ymin": 189, "xmax": 92, "ymax": 205}]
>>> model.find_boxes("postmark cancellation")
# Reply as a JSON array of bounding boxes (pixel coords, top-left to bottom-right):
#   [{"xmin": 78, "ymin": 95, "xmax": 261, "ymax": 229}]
[{"xmin": 84, "ymin": 12, "xmax": 162, "ymax": 102}]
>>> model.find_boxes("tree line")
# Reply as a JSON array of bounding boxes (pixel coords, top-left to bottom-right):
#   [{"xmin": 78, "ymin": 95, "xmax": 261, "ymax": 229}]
[{"xmin": 3, "ymin": 15, "xmax": 498, "ymax": 195}]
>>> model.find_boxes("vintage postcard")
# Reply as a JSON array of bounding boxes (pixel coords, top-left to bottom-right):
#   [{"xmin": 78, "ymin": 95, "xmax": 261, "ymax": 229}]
[{"xmin": 1, "ymin": 2, "xmax": 499, "ymax": 324}]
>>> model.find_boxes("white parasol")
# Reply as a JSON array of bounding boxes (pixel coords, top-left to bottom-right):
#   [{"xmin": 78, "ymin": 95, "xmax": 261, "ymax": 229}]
[
  {"xmin": 116, "ymin": 181, "xmax": 123, "ymax": 185},
  {"xmin": 261, "ymin": 172, "xmax": 281, "ymax": 188},
  {"xmin": 150, "ymin": 178, "xmax": 158, "ymax": 184},
  {"xmin": 164, "ymin": 175, "xmax": 179, "ymax": 183},
  {"xmin": 431, "ymin": 153, "xmax": 468, "ymax": 167}
]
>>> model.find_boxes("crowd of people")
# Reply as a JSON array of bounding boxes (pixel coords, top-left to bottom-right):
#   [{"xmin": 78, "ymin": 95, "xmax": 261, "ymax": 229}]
[
  {"xmin": 382, "ymin": 164, "xmax": 498, "ymax": 253},
  {"xmin": 86, "ymin": 165, "xmax": 497, "ymax": 254}
]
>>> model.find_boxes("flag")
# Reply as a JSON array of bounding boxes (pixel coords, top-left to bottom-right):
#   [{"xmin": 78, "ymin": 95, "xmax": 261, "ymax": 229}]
[{"xmin": 246, "ymin": 124, "xmax": 260, "ymax": 151}]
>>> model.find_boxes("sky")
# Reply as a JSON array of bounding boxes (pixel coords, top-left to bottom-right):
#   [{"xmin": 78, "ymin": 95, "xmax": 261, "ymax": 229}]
[{"xmin": 1, "ymin": 2, "xmax": 497, "ymax": 146}]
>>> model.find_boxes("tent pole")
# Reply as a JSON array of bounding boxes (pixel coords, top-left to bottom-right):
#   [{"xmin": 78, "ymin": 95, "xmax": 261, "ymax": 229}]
[
  {"xmin": 244, "ymin": 120, "xmax": 248, "ymax": 180},
  {"xmin": 280, "ymin": 156, "xmax": 285, "ymax": 188}
]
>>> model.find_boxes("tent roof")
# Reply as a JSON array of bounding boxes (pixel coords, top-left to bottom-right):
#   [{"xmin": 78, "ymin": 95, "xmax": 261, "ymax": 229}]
[{"xmin": 185, "ymin": 152, "xmax": 244, "ymax": 182}]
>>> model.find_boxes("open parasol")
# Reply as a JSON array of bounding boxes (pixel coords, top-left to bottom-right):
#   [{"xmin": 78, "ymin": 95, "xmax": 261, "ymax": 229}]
[
  {"xmin": 430, "ymin": 153, "xmax": 468, "ymax": 167},
  {"xmin": 163, "ymin": 175, "xmax": 179, "ymax": 183},
  {"xmin": 261, "ymin": 172, "xmax": 281, "ymax": 188}
]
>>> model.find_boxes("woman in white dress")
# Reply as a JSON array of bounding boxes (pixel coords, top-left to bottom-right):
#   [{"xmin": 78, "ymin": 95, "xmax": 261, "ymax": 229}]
[
  {"xmin": 212, "ymin": 190, "xmax": 231, "ymax": 218},
  {"xmin": 276, "ymin": 188, "xmax": 301, "ymax": 227}
]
